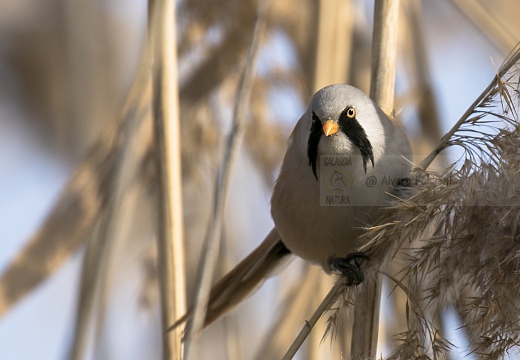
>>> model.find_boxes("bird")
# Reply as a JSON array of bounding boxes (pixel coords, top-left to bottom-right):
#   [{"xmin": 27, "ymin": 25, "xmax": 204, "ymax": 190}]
[{"xmin": 171, "ymin": 84, "xmax": 412, "ymax": 329}]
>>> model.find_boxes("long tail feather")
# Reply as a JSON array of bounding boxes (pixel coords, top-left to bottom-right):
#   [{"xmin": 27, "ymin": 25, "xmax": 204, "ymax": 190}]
[{"xmin": 168, "ymin": 228, "xmax": 292, "ymax": 330}]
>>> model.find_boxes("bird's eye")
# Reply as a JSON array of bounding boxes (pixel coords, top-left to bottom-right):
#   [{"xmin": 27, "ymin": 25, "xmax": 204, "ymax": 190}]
[
  {"xmin": 311, "ymin": 112, "xmax": 319, "ymax": 124},
  {"xmin": 346, "ymin": 107, "xmax": 356, "ymax": 119}
]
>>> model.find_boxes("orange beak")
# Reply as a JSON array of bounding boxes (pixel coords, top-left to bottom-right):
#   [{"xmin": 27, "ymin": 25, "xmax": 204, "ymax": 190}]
[{"xmin": 323, "ymin": 120, "xmax": 339, "ymax": 137}]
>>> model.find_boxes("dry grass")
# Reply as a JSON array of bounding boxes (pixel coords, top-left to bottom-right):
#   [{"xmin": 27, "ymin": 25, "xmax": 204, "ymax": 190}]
[
  {"xmin": 2, "ymin": 1, "xmax": 520, "ymax": 359},
  {"xmin": 322, "ymin": 46, "xmax": 520, "ymax": 359}
]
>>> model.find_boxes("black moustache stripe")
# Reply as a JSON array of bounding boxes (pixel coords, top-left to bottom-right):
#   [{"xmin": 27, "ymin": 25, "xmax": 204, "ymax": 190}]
[
  {"xmin": 307, "ymin": 116, "xmax": 322, "ymax": 180},
  {"xmin": 307, "ymin": 111, "xmax": 375, "ymax": 180},
  {"xmin": 338, "ymin": 112, "xmax": 374, "ymax": 173}
]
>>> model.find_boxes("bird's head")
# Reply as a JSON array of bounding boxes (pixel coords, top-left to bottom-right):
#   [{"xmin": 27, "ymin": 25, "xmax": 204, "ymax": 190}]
[{"xmin": 306, "ymin": 84, "xmax": 386, "ymax": 180}]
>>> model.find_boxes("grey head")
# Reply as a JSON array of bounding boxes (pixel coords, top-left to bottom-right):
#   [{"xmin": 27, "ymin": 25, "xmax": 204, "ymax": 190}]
[{"xmin": 306, "ymin": 84, "xmax": 389, "ymax": 179}]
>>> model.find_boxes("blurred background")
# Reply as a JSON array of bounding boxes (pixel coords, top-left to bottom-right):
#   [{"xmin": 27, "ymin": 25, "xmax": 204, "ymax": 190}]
[{"xmin": 0, "ymin": 0, "xmax": 518, "ymax": 359}]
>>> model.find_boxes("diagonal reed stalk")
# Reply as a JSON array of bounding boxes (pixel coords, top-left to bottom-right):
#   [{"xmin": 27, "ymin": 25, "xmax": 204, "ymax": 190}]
[
  {"xmin": 254, "ymin": 266, "xmax": 327, "ymax": 360},
  {"xmin": 0, "ymin": 4, "xmax": 153, "ymax": 322},
  {"xmin": 182, "ymin": 1, "xmax": 270, "ymax": 359},
  {"xmin": 420, "ymin": 45, "xmax": 520, "ymax": 171},
  {"xmin": 281, "ymin": 279, "xmax": 345, "ymax": 360},
  {"xmin": 449, "ymin": 0, "xmax": 517, "ymax": 54},
  {"xmin": 67, "ymin": 80, "xmax": 151, "ymax": 360}
]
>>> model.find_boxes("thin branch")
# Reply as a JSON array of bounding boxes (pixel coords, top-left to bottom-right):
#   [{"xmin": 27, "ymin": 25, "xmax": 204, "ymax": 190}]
[
  {"xmin": 253, "ymin": 266, "xmax": 325, "ymax": 360},
  {"xmin": 67, "ymin": 221, "xmax": 102, "ymax": 360},
  {"xmin": 182, "ymin": 0, "xmax": 270, "ymax": 358},
  {"xmin": 150, "ymin": 0, "xmax": 186, "ymax": 359},
  {"xmin": 281, "ymin": 278, "xmax": 344, "ymax": 360},
  {"xmin": 420, "ymin": 45, "xmax": 520, "ymax": 170}
]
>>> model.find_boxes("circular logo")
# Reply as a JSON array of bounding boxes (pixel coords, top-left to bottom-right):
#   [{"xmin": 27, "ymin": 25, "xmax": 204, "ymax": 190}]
[{"xmin": 324, "ymin": 168, "xmax": 353, "ymax": 193}]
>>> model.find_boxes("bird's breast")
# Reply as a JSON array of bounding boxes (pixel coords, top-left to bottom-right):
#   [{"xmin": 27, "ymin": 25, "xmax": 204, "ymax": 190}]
[{"xmin": 271, "ymin": 154, "xmax": 387, "ymax": 272}]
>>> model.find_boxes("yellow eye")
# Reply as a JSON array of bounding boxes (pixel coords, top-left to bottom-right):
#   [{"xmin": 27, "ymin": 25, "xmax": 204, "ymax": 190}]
[{"xmin": 346, "ymin": 107, "xmax": 356, "ymax": 119}]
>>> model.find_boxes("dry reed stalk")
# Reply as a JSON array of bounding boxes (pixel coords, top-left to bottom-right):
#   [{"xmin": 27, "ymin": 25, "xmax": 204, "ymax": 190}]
[
  {"xmin": 351, "ymin": 1, "xmax": 401, "ymax": 358},
  {"xmin": 380, "ymin": 0, "xmax": 447, "ymax": 352},
  {"xmin": 343, "ymin": 45, "xmax": 520, "ymax": 359},
  {"xmin": 420, "ymin": 47, "xmax": 520, "ymax": 170},
  {"xmin": 182, "ymin": 1, "xmax": 270, "ymax": 358},
  {"xmin": 369, "ymin": 0, "xmax": 401, "ymax": 116},
  {"xmin": 67, "ymin": 89, "xmax": 153, "ymax": 360},
  {"xmin": 0, "ymin": 29, "xmax": 152, "ymax": 321},
  {"xmin": 67, "ymin": 221, "xmax": 103, "ymax": 360},
  {"xmin": 149, "ymin": 0, "xmax": 186, "ymax": 358},
  {"xmin": 282, "ymin": 279, "xmax": 345, "ymax": 360},
  {"xmin": 309, "ymin": 1, "xmax": 355, "ymax": 358},
  {"xmin": 403, "ymin": 0, "xmax": 443, "ymax": 151},
  {"xmin": 312, "ymin": 0, "xmax": 353, "ymax": 90},
  {"xmin": 0, "ymin": 0, "xmax": 304, "ymax": 323},
  {"xmin": 279, "ymin": 2, "xmax": 402, "ymax": 358},
  {"xmin": 449, "ymin": 0, "xmax": 517, "ymax": 54},
  {"xmin": 253, "ymin": 266, "xmax": 329, "ymax": 360}
]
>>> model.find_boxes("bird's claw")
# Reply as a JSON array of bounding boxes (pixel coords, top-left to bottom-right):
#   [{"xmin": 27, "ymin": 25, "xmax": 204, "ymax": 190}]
[{"xmin": 329, "ymin": 252, "xmax": 369, "ymax": 286}]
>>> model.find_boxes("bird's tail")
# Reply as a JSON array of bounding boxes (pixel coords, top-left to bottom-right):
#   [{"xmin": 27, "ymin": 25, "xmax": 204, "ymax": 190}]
[{"xmin": 168, "ymin": 228, "xmax": 292, "ymax": 330}]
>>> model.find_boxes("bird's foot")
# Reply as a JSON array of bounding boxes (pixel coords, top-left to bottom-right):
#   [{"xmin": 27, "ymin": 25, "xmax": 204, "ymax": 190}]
[{"xmin": 329, "ymin": 252, "xmax": 369, "ymax": 286}]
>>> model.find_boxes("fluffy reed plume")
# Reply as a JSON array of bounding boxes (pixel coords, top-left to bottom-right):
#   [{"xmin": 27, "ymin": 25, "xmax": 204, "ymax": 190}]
[{"xmin": 324, "ymin": 48, "xmax": 520, "ymax": 359}]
